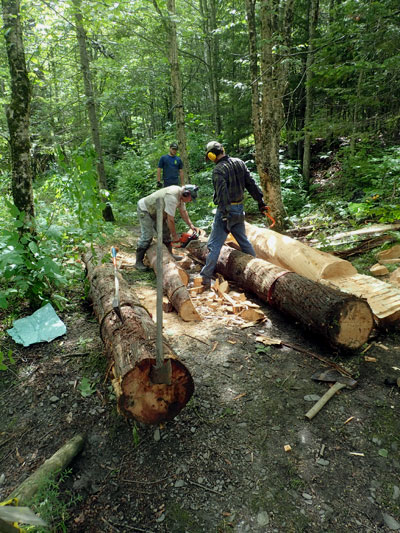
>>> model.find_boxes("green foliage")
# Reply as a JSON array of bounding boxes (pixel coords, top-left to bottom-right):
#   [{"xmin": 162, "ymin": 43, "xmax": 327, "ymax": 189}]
[
  {"xmin": 0, "ymin": 151, "xmax": 113, "ymax": 310},
  {"xmin": 131, "ymin": 422, "xmax": 140, "ymax": 447},
  {"xmin": 339, "ymin": 145, "xmax": 400, "ymax": 223},
  {"xmin": 27, "ymin": 469, "xmax": 81, "ymax": 533},
  {"xmin": 279, "ymin": 159, "xmax": 308, "ymax": 215},
  {"xmin": 0, "ymin": 348, "xmax": 15, "ymax": 371},
  {"xmin": 0, "ymin": 200, "xmax": 68, "ymax": 310},
  {"xmin": 78, "ymin": 377, "xmax": 96, "ymax": 397}
]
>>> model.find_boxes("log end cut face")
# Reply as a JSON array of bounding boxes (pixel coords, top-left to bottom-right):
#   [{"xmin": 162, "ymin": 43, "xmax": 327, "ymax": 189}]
[
  {"xmin": 335, "ymin": 299, "xmax": 374, "ymax": 350},
  {"xmin": 118, "ymin": 358, "xmax": 194, "ymax": 425}
]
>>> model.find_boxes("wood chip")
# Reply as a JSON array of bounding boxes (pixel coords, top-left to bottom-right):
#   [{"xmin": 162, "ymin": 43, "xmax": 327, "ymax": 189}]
[
  {"xmin": 256, "ymin": 335, "xmax": 282, "ymax": 346},
  {"xmin": 344, "ymin": 416, "xmax": 354, "ymax": 425},
  {"xmin": 364, "ymin": 356, "xmax": 377, "ymax": 362},
  {"xmin": 284, "ymin": 444, "xmax": 292, "ymax": 452},
  {"xmin": 239, "ymin": 309, "xmax": 265, "ymax": 322},
  {"xmin": 233, "ymin": 393, "xmax": 246, "ymax": 400}
]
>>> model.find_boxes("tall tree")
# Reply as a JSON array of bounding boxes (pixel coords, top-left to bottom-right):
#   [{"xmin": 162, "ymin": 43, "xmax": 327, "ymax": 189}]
[
  {"xmin": 2, "ymin": 0, "xmax": 35, "ymax": 231},
  {"xmin": 72, "ymin": 0, "xmax": 114, "ymax": 221},
  {"xmin": 256, "ymin": 0, "xmax": 294, "ymax": 231},
  {"xmin": 167, "ymin": 0, "xmax": 190, "ymax": 182},
  {"xmin": 199, "ymin": 0, "xmax": 221, "ymax": 134},
  {"xmin": 302, "ymin": 0, "xmax": 319, "ymax": 188}
]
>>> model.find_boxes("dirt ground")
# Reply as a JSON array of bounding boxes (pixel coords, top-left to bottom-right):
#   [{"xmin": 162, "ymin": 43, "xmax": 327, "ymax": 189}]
[{"xmin": 1, "ymin": 233, "xmax": 400, "ymax": 533}]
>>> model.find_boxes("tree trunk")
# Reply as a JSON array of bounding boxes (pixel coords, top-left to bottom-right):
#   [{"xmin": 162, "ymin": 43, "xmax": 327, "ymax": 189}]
[
  {"xmin": 167, "ymin": 0, "xmax": 190, "ymax": 183},
  {"xmin": 188, "ymin": 241, "xmax": 373, "ymax": 350},
  {"xmin": 257, "ymin": 0, "xmax": 294, "ymax": 231},
  {"xmin": 302, "ymin": 0, "xmax": 319, "ymax": 188},
  {"xmin": 73, "ymin": 0, "xmax": 114, "ymax": 221},
  {"xmin": 146, "ymin": 244, "xmax": 201, "ymax": 321},
  {"xmin": 245, "ymin": 222, "xmax": 400, "ymax": 327},
  {"xmin": 2, "ymin": 0, "xmax": 35, "ymax": 231},
  {"xmin": 83, "ymin": 249, "xmax": 194, "ymax": 425},
  {"xmin": 245, "ymin": 0, "xmax": 262, "ymax": 170}
]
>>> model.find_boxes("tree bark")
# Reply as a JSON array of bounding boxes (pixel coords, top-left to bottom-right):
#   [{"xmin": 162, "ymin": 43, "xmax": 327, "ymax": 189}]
[
  {"xmin": 146, "ymin": 244, "xmax": 201, "ymax": 321},
  {"xmin": 245, "ymin": 222, "xmax": 400, "ymax": 327},
  {"xmin": 188, "ymin": 241, "xmax": 373, "ymax": 350},
  {"xmin": 245, "ymin": 0, "xmax": 262, "ymax": 170},
  {"xmin": 83, "ymin": 249, "xmax": 194, "ymax": 424},
  {"xmin": 73, "ymin": 0, "xmax": 114, "ymax": 221},
  {"xmin": 257, "ymin": 0, "xmax": 294, "ymax": 231},
  {"xmin": 302, "ymin": 0, "xmax": 319, "ymax": 188},
  {"xmin": 2, "ymin": 0, "xmax": 35, "ymax": 231}
]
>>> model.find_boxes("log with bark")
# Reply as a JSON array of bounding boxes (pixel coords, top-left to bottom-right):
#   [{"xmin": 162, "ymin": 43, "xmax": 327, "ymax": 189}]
[
  {"xmin": 188, "ymin": 242, "xmax": 373, "ymax": 350},
  {"xmin": 83, "ymin": 249, "xmax": 194, "ymax": 425},
  {"xmin": 146, "ymin": 244, "xmax": 201, "ymax": 321},
  {"xmin": 244, "ymin": 223, "xmax": 400, "ymax": 327},
  {"xmin": 8, "ymin": 434, "xmax": 85, "ymax": 505}
]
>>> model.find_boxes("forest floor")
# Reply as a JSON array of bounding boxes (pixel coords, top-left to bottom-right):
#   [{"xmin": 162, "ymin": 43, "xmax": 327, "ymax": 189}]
[{"xmin": 1, "ymin": 225, "xmax": 400, "ymax": 533}]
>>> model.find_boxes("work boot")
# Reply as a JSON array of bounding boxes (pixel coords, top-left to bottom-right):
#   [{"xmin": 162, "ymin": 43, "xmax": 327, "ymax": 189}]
[
  {"xmin": 135, "ymin": 247, "xmax": 149, "ymax": 271},
  {"xmin": 166, "ymin": 243, "xmax": 183, "ymax": 262}
]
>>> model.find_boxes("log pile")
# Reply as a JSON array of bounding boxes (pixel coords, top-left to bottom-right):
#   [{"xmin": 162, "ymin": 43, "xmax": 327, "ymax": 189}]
[
  {"xmin": 245, "ymin": 223, "xmax": 400, "ymax": 327},
  {"xmin": 188, "ymin": 241, "xmax": 373, "ymax": 350},
  {"xmin": 83, "ymin": 249, "xmax": 194, "ymax": 425}
]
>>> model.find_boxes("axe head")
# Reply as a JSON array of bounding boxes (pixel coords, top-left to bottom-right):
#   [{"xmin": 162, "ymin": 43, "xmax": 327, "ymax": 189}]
[{"xmin": 312, "ymin": 369, "xmax": 357, "ymax": 389}]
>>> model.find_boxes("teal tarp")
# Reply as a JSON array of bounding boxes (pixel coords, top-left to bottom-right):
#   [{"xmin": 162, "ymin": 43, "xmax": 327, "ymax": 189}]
[{"xmin": 7, "ymin": 303, "xmax": 67, "ymax": 347}]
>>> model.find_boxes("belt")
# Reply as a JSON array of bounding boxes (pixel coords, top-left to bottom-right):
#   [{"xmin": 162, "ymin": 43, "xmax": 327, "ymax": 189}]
[{"xmin": 230, "ymin": 201, "xmax": 243, "ymax": 205}]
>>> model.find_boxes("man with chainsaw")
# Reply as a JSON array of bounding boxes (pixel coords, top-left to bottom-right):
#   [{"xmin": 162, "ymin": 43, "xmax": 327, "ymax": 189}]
[
  {"xmin": 157, "ymin": 142, "xmax": 184, "ymax": 188},
  {"xmin": 199, "ymin": 141, "xmax": 267, "ymax": 288},
  {"xmin": 135, "ymin": 184, "xmax": 199, "ymax": 271}
]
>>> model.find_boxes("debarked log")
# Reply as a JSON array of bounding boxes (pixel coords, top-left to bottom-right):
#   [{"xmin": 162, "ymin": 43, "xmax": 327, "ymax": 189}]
[
  {"xmin": 83, "ymin": 249, "xmax": 194, "ymax": 425},
  {"xmin": 146, "ymin": 244, "xmax": 201, "ymax": 321},
  {"xmin": 188, "ymin": 242, "xmax": 373, "ymax": 350}
]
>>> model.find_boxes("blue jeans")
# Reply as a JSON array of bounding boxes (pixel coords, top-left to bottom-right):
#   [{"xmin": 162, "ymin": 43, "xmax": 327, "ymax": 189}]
[{"xmin": 200, "ymin": 204, "xmax": 255, "ymax": 281}]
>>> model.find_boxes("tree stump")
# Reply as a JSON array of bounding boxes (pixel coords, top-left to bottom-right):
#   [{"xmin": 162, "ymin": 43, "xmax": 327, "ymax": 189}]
[
  {"xmin": 188, "ymin": 242, "xmax": 373, "ymax": 350},
  {"xmin": 83, "ymin": 249, "xmax": 194, "ymax": 424}
]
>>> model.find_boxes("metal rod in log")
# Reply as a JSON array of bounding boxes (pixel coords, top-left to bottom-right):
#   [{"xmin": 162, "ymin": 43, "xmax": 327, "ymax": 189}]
[{"xmin": 156, "ymin": 198, "xmax": 163, "ymax": 369}]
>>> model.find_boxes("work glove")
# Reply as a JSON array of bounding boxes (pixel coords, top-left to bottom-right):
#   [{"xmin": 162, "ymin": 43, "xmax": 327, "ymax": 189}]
[
  {"xmin": 157, "ymin": 181, "xmax": 163, "ymax": 189},
  {"xmin": 258, "ymin": 202, "xmax": 268, "ymax": 214}
]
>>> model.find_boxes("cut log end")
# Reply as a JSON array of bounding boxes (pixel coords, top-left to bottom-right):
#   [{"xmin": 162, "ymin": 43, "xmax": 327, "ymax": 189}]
[
  {"xmin": 115, "ymin": 358, "xmax": 195, "ymax": 425},
  {"xmin": 335, "ymin": 300, "xmax": 374, "ymax": 350},
  {"xmin": 179, "ymin": 300, "xmax": 202, "ymax": 321}
]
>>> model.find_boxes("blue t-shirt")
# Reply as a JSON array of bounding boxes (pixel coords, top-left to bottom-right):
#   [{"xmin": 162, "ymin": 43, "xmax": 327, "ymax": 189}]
[{"xmin": 158, "ymin": 154, "xmax": 183, "ymax": 185}]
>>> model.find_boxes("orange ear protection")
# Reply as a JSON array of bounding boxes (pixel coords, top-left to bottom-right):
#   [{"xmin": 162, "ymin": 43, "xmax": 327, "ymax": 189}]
[{"xmin": 207, "ymin": 151, "xmax": 217, "ymax": 162}]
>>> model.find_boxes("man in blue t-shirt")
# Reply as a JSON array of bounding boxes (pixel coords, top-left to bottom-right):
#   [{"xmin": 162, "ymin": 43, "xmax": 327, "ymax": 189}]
[{"xmin": 157, "ymin": 142, "xmax": 184, "ymax": 187}]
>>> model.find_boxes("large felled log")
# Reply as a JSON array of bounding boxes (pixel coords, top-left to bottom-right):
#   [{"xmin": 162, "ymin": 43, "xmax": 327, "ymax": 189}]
[
  {"xmin": 245, "ymin": 223, "xmax": 400, "ymax": 327},
  {"xmin": 83, "ymin": 250, "xmax": 194, "ymax": 425},
  {"xmin": 244, "ymin": 222, "xmax": 357, "ymax": 280},
  {"xmin": 146, "ymin": 244, "xmax": 201, "ymax": 321},
  {"xmin": 188, "ymin": 242, "xmax": 373, "ymax": 350}
]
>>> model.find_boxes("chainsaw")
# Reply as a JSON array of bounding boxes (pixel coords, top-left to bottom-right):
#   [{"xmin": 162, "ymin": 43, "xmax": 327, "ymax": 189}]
[{"xmin": 172, "ymin": 231, "xmax": 199, "ymax": 248}]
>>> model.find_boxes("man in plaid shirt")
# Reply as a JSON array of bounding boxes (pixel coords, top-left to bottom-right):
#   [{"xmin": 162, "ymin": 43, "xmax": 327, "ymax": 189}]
[{"xmin": 199, "ymin": 141, "xmax": 267, "ymax": 288}]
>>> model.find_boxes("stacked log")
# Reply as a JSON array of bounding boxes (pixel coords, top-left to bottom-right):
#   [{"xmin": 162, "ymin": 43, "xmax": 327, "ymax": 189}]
[
  {"xmin": 245, "ymin": 223, "xmax": 400, "ymax": 327},
  {"xmin": 188, "ymin": 242, "xmax": 373, "ymax": 350},
  {"xmin": 83, "ymin": 250, "xmax": 194, "ymax": 425}
]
